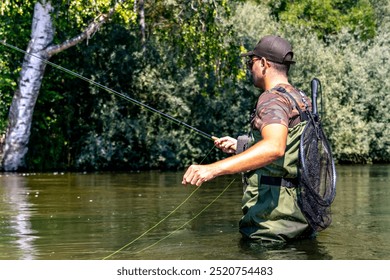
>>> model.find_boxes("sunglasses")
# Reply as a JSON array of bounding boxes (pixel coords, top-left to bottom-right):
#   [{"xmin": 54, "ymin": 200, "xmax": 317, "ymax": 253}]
[{"xmin": 245, "ymin": 56, "xmax": 262, "ymax": 70}]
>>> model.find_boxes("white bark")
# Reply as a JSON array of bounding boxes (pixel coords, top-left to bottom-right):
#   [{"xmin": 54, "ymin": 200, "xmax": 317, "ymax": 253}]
[{"xmin": 1, "ymin": 1, "xmax": 54, "ymax": 171}]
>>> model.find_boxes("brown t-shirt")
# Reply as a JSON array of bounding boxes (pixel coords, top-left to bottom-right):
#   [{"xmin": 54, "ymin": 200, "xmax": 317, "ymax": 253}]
[{"xmin": 251, "ymin": 84, "xmax": 312, "ymax": 131}]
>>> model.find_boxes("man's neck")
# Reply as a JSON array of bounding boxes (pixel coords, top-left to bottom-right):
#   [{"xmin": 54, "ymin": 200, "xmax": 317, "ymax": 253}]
[{"xmin": 264, "ymin": 77, "xmax": 290, "ymax": 91}]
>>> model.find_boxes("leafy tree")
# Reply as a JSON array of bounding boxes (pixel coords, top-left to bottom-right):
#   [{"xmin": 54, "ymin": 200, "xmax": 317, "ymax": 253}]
[
  {"xmin": 267, "ymin": 0, "xmax": 377, "ymax": 41},
  {"xmin": 0, "ymin": 0, "xmax": 135, "ymax": 171},
  {"xmin": 71, "ymin": 0, "xmax": 245, "ymax": 171}
]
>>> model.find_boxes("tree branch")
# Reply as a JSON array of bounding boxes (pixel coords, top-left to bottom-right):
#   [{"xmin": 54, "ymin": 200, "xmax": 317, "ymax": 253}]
[{"xmin": 46, "ymin": 1, "xmax": 123, "ymax": 56}]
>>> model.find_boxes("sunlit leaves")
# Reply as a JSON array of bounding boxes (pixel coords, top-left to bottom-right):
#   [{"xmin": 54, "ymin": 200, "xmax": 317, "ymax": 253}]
[
  {"xmin": 268, "ymin": 0, "xmax": 377, "ymax": 40},
  {"xmin": 149, "ymin": 0, "xmax": 242, "ymax": 92},
  {"xmin": 50, "ymin": 0, "xmax": 136, "ymax": 41},
  {"xmin": 64, "ymin": 0, "xmax": 136, "ymax": 27},
  {"xmin": 0, "ymin": 0, "xmax": 34, "ymax": 15}
]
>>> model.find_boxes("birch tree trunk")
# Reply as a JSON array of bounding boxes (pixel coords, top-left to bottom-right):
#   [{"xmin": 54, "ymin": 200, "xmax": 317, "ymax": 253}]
[
  {"xmin": 1, "ymin": 2, "xmax": 54, "ymax": 171},
  {"xmin": 1, "ymin": 1, "xmax": 121, "ymax": 171}
]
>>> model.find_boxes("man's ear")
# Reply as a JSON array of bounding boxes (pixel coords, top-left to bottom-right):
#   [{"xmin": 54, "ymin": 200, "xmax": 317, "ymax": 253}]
[{"xmin": 260, "ymin": 57, "xmax": 269, "ymax": 68}]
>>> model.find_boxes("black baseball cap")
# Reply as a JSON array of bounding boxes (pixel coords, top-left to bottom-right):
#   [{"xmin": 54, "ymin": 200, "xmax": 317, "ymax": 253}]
[{"xmin": 241, "ymin": 35, "xmax": 295, "ymax": 65}]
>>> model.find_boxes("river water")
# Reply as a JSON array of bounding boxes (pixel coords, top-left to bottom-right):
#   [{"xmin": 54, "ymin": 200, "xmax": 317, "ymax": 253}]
[{"xmin": 0, "ymin": 165, "xmax": 389, "ymax": 260}]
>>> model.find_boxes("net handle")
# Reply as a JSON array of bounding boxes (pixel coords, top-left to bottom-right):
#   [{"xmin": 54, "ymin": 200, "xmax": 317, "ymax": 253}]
[{"xmin": 311, "ymin": 78, "xmax": 319, "ymax": 115}]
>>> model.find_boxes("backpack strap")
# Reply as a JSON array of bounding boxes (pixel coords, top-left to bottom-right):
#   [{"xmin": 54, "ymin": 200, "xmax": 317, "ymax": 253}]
[{"xmin": 275, "ymin": 86, "xmax": 309, "ymax": 122}]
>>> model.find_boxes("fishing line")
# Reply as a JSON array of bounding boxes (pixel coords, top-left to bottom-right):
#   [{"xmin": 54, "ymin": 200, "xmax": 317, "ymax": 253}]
[
  {"xmin": 0, "ymin": 40, "xmax": 213, "ymax": 140},
  {"xmin": 102, "ymin": 144, "xmax": 217, "ymax": 260},
  {"xmin": 102, "ymin": 185, "xmax": 200, "ymax": 260},
  {"xmin": 134, "ymin": 178, "xmax": 236, "ymax": 256}
]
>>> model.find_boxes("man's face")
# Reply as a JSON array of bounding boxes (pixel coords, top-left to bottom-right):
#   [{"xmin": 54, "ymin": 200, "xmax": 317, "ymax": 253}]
[{"xmin": 246, "ymin": 56, "xmax": 265, "ymax": 89}]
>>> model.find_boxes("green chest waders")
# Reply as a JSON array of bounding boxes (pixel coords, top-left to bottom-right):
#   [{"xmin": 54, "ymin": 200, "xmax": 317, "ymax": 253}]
[
  {"xmin": 239, "ymin": 122, "xmax": 313, "ymax": 242},
  {"xmin": 237, "ymin": 84, "xmax": 321, "ymax": 242}
]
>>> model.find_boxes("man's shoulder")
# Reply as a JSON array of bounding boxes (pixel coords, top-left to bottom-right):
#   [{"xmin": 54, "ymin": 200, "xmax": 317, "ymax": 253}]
[
  {"xmin": 258, "ymin": 87, "xmax": 291, "ymax": 106},
  {"xmin": 270, "ymin": 84, "xmax": 312, "ymax": 113}
]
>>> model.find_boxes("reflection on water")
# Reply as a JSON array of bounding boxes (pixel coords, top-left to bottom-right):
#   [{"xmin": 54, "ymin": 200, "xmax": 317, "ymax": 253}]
[
  {"xmin": 0, "ymin": 175, "xmax": 38, "ymax": 259},
  {"xmin": 0, "ymin": 165, "xmax": 389, "ymax": 260}
]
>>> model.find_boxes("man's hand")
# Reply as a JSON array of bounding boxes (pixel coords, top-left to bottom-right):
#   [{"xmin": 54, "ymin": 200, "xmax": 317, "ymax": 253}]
[
  {"xmin": 182, "ymin": 164, "xmax": 217, "ymax": 187},
  {"xmin": 213, "ymin": 136, "xmax": 237, "ymax": 154}
]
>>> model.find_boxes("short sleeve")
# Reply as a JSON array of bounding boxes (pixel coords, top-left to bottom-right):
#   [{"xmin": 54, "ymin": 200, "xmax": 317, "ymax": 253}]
[{"xmin": 252, "ymin": 90, "xmax": 292, "ymax": 131}]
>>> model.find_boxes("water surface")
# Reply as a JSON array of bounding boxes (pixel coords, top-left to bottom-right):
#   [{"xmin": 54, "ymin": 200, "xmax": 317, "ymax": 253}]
[{"xmin": 0, "ymin": 165, "xmax": 389, "ymax": 260}]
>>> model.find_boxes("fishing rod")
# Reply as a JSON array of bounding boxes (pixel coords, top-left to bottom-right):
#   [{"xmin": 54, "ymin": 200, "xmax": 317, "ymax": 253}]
[{"xmin": 0, "ymin": 40, "xmax": 214, "ymax": 140}]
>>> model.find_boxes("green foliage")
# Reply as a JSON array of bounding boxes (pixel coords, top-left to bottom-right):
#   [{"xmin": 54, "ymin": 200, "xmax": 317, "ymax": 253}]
[
  {"xmin": 51, "ymin": 0, "xmax": 137, "ymax": 43},
  {"xmin": 148, "ymin": 0, "xmax": 242, "ymax": 92},
  {"xmin": 285, "ymin": 25, "xmax": 390, "ymax": 163},
  {"xmin": 332, "ymin": 25, "xmax": 390, "ymax": 162},
  {"xmin": 62, "ymin": 0, "xmax": 246, "ymax": 171},
  {"xmin": 0, "ymin": 0, "xmax": 34, "ymax": 16},
  {"xmin": 1, "ymin": 0, "xmax": 389, "ymax": 171},
  {"xmin": 0, "ymin": 56, "xmax": 17, "ymax": 132},
  {"xmin": 268, "ymin": 0, "xmax": 377, "ymax": 41}
]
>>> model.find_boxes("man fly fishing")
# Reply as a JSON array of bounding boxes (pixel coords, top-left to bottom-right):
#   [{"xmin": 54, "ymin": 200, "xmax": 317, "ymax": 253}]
[{"xmin": 182, "ymin": 35, "xmax": 322, "ymax": 243}]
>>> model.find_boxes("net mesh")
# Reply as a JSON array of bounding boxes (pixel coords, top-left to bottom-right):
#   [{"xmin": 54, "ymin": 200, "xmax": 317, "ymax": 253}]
[{"xmin": 298, "ymin": 118, "xmax": 336, "ymax": 231}]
